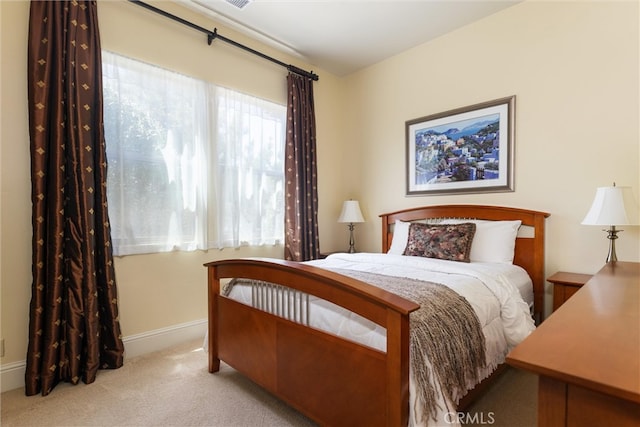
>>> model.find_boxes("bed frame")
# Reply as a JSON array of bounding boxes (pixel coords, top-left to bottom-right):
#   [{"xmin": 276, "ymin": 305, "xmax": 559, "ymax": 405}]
[{"xmin": 204, "ymin": 205, "xmax": 549, "ymax": 426}]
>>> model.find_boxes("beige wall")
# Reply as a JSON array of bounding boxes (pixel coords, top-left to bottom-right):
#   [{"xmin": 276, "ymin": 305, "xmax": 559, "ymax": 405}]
[
  {"xmin": 344, "ymin": 1, "xmax": 640, "ymax": 281},
  {"xmin": 1, "ymin": 0, "xmax": 638, "ymax": 377}
]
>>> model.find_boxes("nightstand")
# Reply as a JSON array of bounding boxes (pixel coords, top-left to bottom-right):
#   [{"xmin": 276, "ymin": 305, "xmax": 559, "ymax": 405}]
[{"xmin": 548, "ymin": 271, "xmax": 593, "ymax": 311}]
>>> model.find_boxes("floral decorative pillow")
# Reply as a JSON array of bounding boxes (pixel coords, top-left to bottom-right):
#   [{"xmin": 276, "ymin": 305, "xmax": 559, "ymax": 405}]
[{"xmin": 403, "ymin": 222, "xmax": 476, "ymax": 263}]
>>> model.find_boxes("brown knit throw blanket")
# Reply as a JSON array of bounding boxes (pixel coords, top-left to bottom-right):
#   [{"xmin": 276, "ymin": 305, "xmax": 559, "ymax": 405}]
[{"xmin": 331, "ymin": 269, "xmax": 486, "ymax": 424}]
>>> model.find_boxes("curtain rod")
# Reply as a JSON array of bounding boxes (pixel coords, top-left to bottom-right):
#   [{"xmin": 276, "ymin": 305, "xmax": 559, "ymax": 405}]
[{"xmin": 128, "ymin": 0, "xmax": 319, "ymax": 81}]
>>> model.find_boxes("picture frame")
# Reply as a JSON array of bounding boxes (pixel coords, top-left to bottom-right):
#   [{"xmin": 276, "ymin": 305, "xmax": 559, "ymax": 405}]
[{"xmin": 406, "ymin": 96, "xmax": 515, "ymax": 196}]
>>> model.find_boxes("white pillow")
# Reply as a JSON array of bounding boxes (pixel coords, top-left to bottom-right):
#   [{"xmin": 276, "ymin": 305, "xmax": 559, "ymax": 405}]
[
  {"xmin": 387, "ymin": 220, "xmax": 410, "ymax": 255},
  {"xmin": 445, "ymin": 219, "xmax": 522, "ymax": 264}
]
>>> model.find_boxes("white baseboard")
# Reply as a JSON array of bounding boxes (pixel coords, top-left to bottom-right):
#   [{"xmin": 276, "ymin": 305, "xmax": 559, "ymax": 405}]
[
  {"xmin": 122, "ymin": 318, "xmax": 207, "ymax": 359},
  {"xmin": 0, "ymin": 319, "xmax": 207, "ymax": 393},
  {"xmin": 0, "ymin": 360, "xmax": 26, "ymax": 394}
]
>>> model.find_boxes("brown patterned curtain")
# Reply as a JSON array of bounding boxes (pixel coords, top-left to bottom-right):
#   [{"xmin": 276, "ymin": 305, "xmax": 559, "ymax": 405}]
[
  {"xmin": 284, "ymin": 73, "xmax": 320, "ymax": 261},
  {"xmin": 25, "ymin": 0, "xmax": 124, "ymax": 396}
]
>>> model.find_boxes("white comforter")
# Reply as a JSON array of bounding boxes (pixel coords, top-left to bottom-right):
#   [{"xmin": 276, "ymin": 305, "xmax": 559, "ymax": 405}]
[{"xmin": 226, "ymin": 253, "xmax": 536, "ymax": 427}]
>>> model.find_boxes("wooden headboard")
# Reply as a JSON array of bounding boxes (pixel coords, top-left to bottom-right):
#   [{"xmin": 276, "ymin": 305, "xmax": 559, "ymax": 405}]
[{"xmin": 379, "ymin": 205, "xmax": 550, "ymax": 323}]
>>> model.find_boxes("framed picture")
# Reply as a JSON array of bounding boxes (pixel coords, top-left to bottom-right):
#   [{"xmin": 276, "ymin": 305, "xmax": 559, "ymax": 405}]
[{"xmin": 406, "ymin": 96, "xmax": 515, "ymax": 196}]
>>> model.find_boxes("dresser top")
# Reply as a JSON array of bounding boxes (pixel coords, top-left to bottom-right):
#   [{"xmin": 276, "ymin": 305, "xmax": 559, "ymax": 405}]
[{"xmin": 507, "ymin": 261, "xmax": 640, "ymax": 403}]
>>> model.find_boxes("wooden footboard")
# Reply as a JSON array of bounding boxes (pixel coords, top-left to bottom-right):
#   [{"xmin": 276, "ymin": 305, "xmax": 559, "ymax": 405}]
[{"xmin": 205, "ymin": 258, "xmax": 420, "ymax": 426}]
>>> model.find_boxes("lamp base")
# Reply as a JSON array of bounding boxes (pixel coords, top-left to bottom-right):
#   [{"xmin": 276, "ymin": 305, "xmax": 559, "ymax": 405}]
[
  {"xmin": 605, "ymin": 225, "xmax": 622, "ymax": 263},
  {"xmin": 347, "ymin": 223, "xmax": 356, "ymax": 253}
]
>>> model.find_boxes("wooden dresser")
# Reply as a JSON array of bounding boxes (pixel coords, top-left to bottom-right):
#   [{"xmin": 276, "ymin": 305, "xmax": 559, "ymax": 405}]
[{"xmin": 507, "ymin": 262, "xmax": 640, "ymax": 427}]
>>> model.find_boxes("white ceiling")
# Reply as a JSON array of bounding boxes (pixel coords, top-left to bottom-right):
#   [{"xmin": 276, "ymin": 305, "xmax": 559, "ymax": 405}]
[{"xmin": 183, "ymin": 0, "xmax": 521, "ymax": 76}]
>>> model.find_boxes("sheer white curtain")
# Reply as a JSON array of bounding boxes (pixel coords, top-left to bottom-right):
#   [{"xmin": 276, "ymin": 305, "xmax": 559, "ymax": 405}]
[
  {"xmin": 212, "ymin": 87, "xmax": 285, "ymax": 248},
  {"xmin": 102, "ymin": 52, "xmax": 284, "ymax": 256}
]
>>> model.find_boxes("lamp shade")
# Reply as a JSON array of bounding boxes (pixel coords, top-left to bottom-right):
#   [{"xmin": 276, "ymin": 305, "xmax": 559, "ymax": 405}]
[
  {"xmin": 582, "ymin": 185, "xmax": 639, "ymax": 226},
  {"xmin": 338, "ymin": 200, "xmax": 365, "ymax": 223}
]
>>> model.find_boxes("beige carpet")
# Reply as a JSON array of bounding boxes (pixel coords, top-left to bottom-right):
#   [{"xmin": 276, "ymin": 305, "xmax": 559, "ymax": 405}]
[{"xmin": 1, "ymin": 339, "xmax": 537, "ymax": 426}]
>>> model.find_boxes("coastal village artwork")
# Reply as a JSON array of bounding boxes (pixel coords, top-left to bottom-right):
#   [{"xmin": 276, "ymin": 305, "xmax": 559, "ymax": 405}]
[
  {"xmin": 412, "ymin": 113, "xmax": 501, "ymax": 185},
  {"xmin": 406, "ymin": 96, "xmax": 514, "ymax": 196}
]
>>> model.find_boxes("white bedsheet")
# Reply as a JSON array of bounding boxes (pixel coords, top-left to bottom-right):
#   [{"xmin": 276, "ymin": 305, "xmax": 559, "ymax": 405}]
[{"xmin": 225, "ymin": 253, "xmax": 536, "ymax": 427}]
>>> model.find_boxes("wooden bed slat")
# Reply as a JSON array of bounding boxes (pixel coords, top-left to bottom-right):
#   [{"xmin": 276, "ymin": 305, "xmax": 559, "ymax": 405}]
[{"xmin": 277, "ymin": 324, "xmax": 387, "ymax": 426}]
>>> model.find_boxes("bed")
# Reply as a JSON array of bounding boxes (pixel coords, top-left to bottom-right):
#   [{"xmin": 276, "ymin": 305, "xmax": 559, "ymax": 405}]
[{"xmin": 204, "ymin": 204, "xmax": 549, "ymax": 426}]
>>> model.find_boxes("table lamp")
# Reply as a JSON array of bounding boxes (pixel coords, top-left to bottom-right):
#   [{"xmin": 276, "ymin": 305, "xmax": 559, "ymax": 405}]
[
  {"xmin": 582, "ymin": 183, "xmax": 639, "ymax": 263},
  {"xmin": 338, "ymin": 200, "xmax": 365, "ymax": 253}
]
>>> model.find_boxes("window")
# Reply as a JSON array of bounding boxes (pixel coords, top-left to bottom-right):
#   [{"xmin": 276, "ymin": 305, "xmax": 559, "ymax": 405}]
[{"xmin": 102, "ymin": 52, "xmax": 285, "ymax": 255}]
